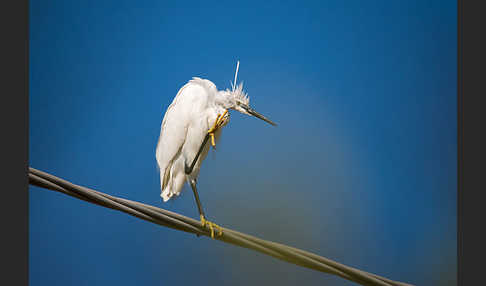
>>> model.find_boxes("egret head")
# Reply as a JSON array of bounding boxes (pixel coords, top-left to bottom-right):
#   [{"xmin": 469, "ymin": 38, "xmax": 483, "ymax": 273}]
[
  {"xmin": 218, "ymin": 83, "xmax": 277, "ymax": 126},
  {"xmin": 216, "ymin": 60, "xmax": 276, "ymax": 126}
]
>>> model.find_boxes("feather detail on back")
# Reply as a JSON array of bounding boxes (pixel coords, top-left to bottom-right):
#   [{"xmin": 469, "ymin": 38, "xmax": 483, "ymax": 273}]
[{"xmin": 189, "ymin": 77, "xmax": 217, "ymax": 95}]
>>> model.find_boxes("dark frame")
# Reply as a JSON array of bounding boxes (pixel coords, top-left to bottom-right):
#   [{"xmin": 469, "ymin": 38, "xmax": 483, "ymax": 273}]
[{"xmin": 1, "ymin": 0, "xmax": 483, "ymax": 284}]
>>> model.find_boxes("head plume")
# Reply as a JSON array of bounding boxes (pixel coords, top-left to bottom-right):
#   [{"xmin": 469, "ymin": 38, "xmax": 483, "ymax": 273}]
[
  {"xmin": 226, "ymin": 82, "xmax": 249, "ymax": 106},
  {"xmin": 227, "ymin": 60, "xmax": 249, "ymax": 106},
  {"xmin": 221, "ymin": 60, "xmax": 277, "ymax": 126}
]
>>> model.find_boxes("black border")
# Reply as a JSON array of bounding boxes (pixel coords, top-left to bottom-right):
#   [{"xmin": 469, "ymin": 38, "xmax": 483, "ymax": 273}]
[
  {"xmin": 459, "ymin": 0, "xmax": 485, "ymax": 285},
  {"xmin": 1, "ymin": 0, "xmax": 482, "ymax": 285},
  {"xmin": 1, "ymin": 0, "xmax": 29, "ymax": 285}
]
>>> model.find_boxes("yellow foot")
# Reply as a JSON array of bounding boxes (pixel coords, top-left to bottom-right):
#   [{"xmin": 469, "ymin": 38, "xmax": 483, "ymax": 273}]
[
  {"xmin": 200, "ymin": 215, "xmax": 223, "ymax": 239},
  {"xmin": 207, "ymin": 110, "xmax": 229, "ymax": 149}
]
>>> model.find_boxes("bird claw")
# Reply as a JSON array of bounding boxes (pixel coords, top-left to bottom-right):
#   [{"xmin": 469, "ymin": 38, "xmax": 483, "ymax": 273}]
[
  {"xmin": 207, "ymin": 110, "xmax": 229, "ymax": 149},
  {"xmin": 200, "ymin": 215, "xmax": 223, "ymax": 239}
]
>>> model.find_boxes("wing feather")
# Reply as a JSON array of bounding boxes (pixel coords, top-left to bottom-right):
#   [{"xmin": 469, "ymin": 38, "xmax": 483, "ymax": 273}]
[{"xmin": 155, "ymin": 79, "xmax": 212, "ymax": 192}]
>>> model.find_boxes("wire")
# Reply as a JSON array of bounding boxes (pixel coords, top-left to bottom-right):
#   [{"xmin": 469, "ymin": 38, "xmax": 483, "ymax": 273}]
[{"xmin": 28, "ymin": 167, "xmax": 413, "ymax": 286}]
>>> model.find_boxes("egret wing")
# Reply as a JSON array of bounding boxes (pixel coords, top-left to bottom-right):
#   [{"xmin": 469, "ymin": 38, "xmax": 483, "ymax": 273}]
[
  {"xmin": 155, "ymin": 80, "xmax": 211, "ymax": 191},
  {"xmin": 156, "ymin": 100, "xmax": 188, "ymax": 190}
]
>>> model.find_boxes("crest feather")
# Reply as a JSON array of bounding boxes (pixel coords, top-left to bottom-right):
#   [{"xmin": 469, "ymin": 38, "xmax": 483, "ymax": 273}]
[
  {"xmin": 226, "ymin": 83, "xmax": 249, "ymax": 106},
  {"xmin": 227, "ymin": 60, "xmax": 249, "ymax": 106}
]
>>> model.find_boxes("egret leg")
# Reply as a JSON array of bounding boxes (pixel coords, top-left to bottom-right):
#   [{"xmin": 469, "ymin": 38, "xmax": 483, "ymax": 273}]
[
  {"xmin": 184, "ymin": 110, "xmax": 228, "ymax": 175},
  {"xmin": 189, "ymin": 179, "xmax": 205, "ymax": 218},
  {"xmin": 184, "ymin": 133, "xmax": 210, "ymax": 175},
  {"xmin": 189, "ymin": 179, "xmax": 223, "ymax": 239}
]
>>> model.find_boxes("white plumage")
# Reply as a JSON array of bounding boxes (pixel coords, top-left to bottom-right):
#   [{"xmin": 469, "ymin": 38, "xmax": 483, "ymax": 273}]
[
  {"xmin": 155, "ymin": 63, "xmax": 276, "ymax": 233},
  {"xmin": 156, "ymin": 77, "xmax": 229, "ymax": 201}
]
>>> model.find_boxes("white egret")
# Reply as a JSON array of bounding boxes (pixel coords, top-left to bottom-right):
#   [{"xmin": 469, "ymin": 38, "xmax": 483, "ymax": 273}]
[{"xmin": 155, "ymin": 62, "xmax": 276, "ymax": 238}]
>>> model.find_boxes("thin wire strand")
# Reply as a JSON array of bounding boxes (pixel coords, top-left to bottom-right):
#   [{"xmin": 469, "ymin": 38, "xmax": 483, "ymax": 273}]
[{"xmin": 28, "ymin": 167, "xmax": 413, "ymax": 286}]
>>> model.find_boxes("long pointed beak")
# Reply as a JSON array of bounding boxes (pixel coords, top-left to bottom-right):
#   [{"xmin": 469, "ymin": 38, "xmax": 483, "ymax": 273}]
[{"xmin": 243, "ymin": 105, "xmax": 277, "ymax": 126}]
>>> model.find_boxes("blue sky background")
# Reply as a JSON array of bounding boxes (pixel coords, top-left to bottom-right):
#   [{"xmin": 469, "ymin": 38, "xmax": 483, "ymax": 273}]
[{"xmin": 29, "ymin": 1, "xmax": 457, "ymax": 285}]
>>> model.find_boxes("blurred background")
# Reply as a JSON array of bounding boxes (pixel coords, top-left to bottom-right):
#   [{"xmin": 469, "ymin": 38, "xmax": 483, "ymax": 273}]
[{"xmin": 29, "ymin": 1, "xmax": 456, "ymax": 285}]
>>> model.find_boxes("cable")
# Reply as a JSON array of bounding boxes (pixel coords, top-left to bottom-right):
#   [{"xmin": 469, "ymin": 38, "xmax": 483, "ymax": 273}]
[{"xmin": 29, "ymin": 167, "xmax": 413, "ymax": 286}]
